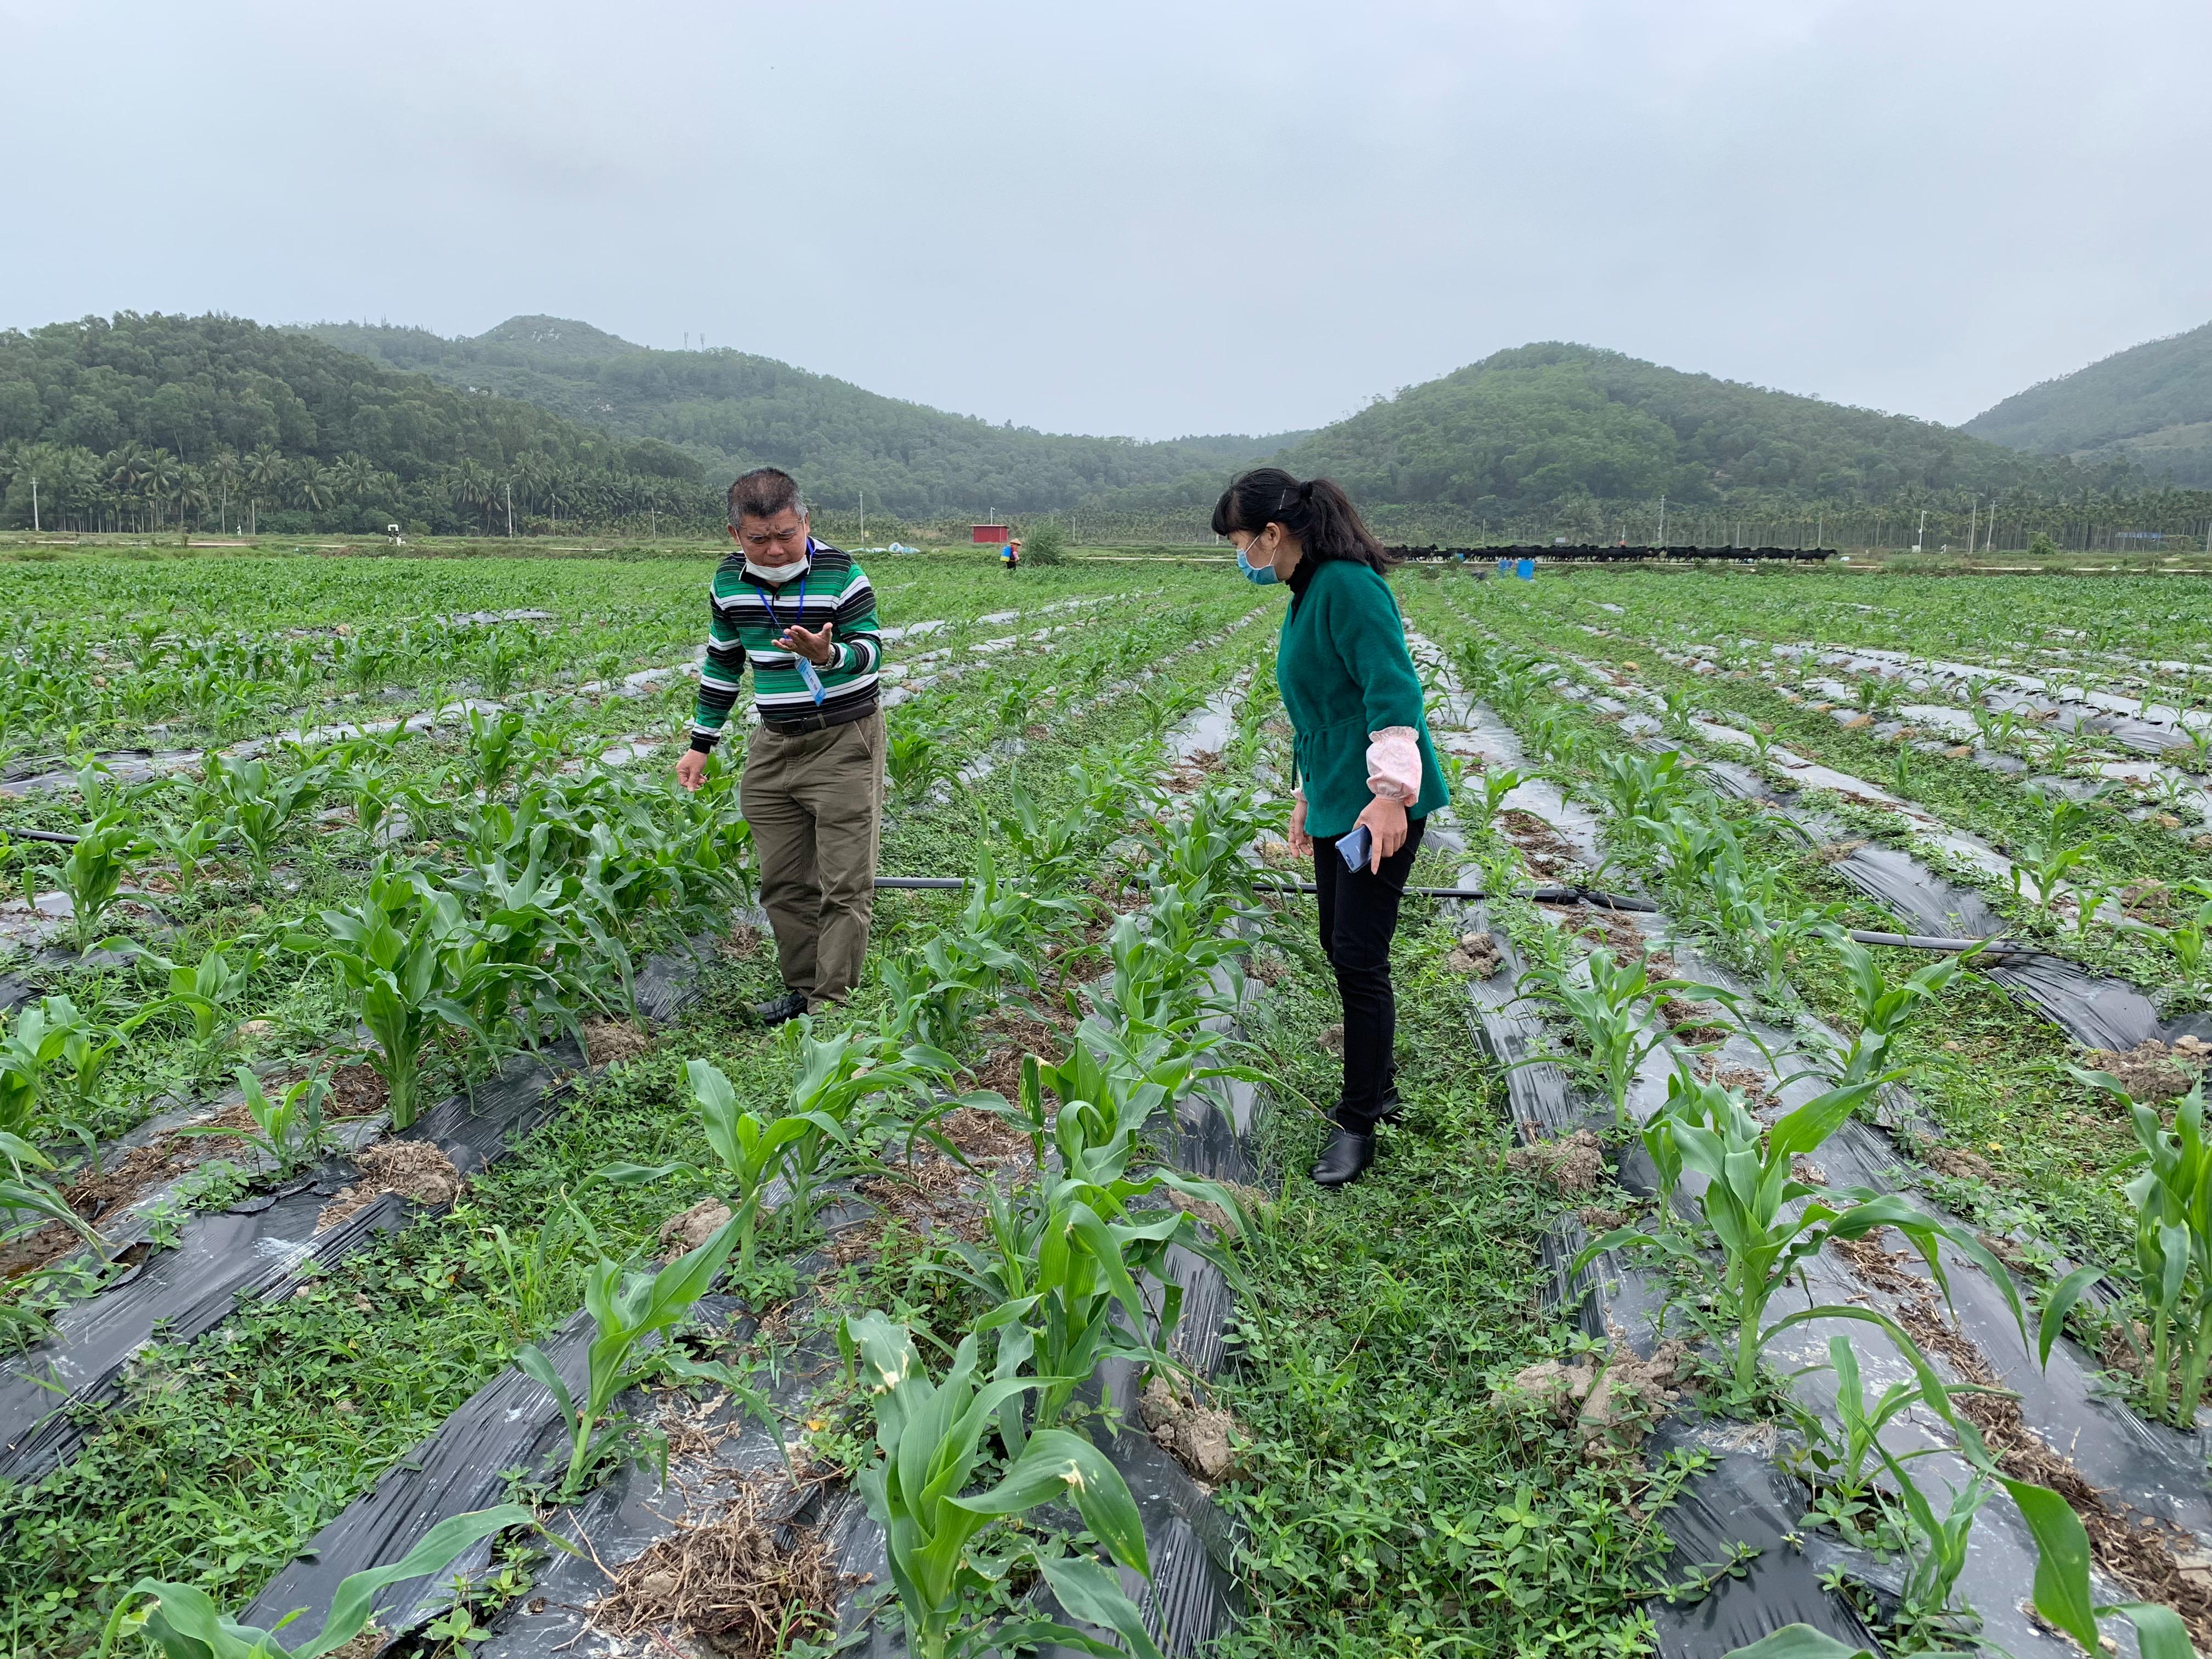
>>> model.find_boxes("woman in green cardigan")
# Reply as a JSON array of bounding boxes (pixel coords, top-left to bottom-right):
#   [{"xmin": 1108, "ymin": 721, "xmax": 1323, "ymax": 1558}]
[{"xmin": 1214, "ymin": 469, "xmax": 1448, "ymax": 1189}]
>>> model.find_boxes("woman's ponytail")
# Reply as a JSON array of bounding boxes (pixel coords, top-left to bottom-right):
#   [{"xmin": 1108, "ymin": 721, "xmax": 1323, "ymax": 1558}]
[{"xmin": 1211, "ymin": 467, "xmax": 1395, "ymax": 574}]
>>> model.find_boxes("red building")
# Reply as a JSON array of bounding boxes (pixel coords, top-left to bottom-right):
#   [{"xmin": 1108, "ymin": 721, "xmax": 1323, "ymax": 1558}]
[{"xmin": 971, "ymin": 523, "xmax": 1011, "ymax": 544}]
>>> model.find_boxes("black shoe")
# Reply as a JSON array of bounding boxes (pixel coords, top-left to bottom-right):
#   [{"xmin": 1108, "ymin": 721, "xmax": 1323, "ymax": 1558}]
[
  {"xmin": 750, "ymin": 992, "xmax": 809, "ymax": 1026},
  {"xmin": 1311, "ymin": 1127, "xmax": 1375, "ymax": 1189},
  {"xmin": 1332, "ymin": 1089, "xmax": 1403, "ymax": 1128}
]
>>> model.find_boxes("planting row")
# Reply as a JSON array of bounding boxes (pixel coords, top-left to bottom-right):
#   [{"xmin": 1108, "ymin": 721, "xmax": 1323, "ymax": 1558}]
[{"xmin": 1401, "ymin": 594, "xmax": 2211, "ymax": 1655}]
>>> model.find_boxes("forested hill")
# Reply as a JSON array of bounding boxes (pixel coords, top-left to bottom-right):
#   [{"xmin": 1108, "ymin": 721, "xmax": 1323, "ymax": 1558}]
[
  {"xmin": 1964, "ymin": 321, "xmax": 2212, "ymax": 488},
  {"xmin": 0, "ymin": 312, "xmax": 712, "ymax": 534},
  {"xmin": 309, "ymin": 317, "xmax": 1291, "ymax": 515},
  {"xmin": 1248, "ymin": 343, "xmax": 2116, "ymax": 516}
]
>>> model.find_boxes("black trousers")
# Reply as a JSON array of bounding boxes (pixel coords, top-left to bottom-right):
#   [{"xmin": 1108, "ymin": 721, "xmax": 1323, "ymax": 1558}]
[{"xmin": 1312, "ymin": 815, "xmax": 1426, "ymax": 1134}]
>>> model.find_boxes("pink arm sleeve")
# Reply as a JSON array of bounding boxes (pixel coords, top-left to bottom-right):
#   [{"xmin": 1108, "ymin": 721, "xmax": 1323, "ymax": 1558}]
[{"xmin": 1367, "ymin": 726, "xmax": 1423, "ymax": 803}]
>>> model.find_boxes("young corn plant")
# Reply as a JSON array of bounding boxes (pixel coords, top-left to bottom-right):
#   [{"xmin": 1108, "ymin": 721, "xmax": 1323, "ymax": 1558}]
[
  {"xmin": 839, "ymin": 1310, "xmax": 1164, "ymax": 1659},
  {"xmin": 1459, "ymin": 763, "xmax": 1527, "ymax": 837},
  {"xmin": 1786, "ymin": 1334, "xmax": 1934, "ymax": 1550},
  {"xmin": 1807, "ymin": 935, "xmax": 1961, "ymax": 1088},
  {"xmin": 0, "ymin": 1132, "xmax": 101, "ymax": 1257},
  {"xmin": 290, "ymin": 872, "xmax": 477, "ymax": 1130},
  {"xmin": 148, "ymin": 811, "xmax": 225, "ymax": 902},
  {"xmin": 887, "ymin": 718, "xmax": 950, "ymax": 799},
  {"xmin": 1583, "ymin": 1077, "xmax": 2021, "ymax": 1401},
  {"xmin": 2127, "ymin": 878, "xmax": 2212, "ymax": 1001},
  {"xmin": 597, "ymin": 1057, "xmax": 849, "ymax": 1276},
  {"xmin": 2040, "ymin": 1069, "xmax": 2212, "ymax": 1429},
  {"xmin": 97, "ymin": 1505, "xmax": 539, "ymax": 1659},
  {"xmin": 33, "ymin": 805, "xmax": 155, "ymax": 953},
  {"xmin": 178, "ymin": 1066, "xmax": 332, "ymax": 1178},
  {"xmin": 2, "ymin": 996, "xmax": 103, "ymax": 1143},
  {"xmin": 1515, "ymin": 946, "xmax": 1735, "ymax": 1131},
  {"xmin": 2004, "ymin": 785, "xmax": 2113, "ymax": 917},
  {"xmin": 205, "ymin": 753, "xmax": 324, "ymax": 876},
  {"xmin": 515, "ymin": 1204, "xmax": 743, "ymax": 1500},
  {"xmin": 111, "ymin": 939, "xmax": 268, "ymax": 1084}
]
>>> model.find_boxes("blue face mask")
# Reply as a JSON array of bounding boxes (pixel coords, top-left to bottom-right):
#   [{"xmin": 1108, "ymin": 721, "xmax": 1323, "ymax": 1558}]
[{"xmin": 1237, "ymin": 541, "xmax": 1280, "ymax": 585}]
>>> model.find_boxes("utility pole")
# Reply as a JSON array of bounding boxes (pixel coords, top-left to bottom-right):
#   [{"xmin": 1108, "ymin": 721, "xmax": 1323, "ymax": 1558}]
[
  {"xmin": 1966, "ymin": 494, "xmax": 1979, "ymax": 558},
  {"xmin": 1657, "ymin": 494, "xmax": 1666, "ymax": 545},
  {"xmin": 505, "ymin": 479, "xmax": 514, "ymax": 537},
  {"xmin": 1914, "ymin": 509, "xmax": 1926, "ymax": 552},
  {"xmin": 29, "ymin": 476, "xmax": 37, "ymax": 533},
  {"xmin": 859, "ymin": 489, "xmax": 865, "ymax": 543}
]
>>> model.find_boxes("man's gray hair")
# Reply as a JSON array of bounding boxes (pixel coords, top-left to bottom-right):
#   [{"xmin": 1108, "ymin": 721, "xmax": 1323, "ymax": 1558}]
[{"xmin": 727, "ymin": 466, "xmax": 808, "ymax": 527}]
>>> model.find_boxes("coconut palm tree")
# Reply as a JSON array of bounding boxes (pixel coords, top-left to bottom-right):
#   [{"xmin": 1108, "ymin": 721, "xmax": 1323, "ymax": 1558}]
[
  {"xmin": 207, "ymin": 448, "xmax": 242, "ymax": 531},
  {"xmin": 245, "ymin": 445, "xmax": 285, "ymax": 535},
  {"xmin": 289, "ymin": 458, "xmax": 337, "ymax": 515},
  {"xmin": 139, "ymin": 449, "xmax": 183, "ymax": 530}
]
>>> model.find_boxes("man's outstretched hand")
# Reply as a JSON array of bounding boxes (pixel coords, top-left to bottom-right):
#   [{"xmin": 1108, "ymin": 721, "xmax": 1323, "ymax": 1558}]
[
  {"xmin": 778, "ymin": 621, "xmax": 836, "ymax": 665},
  {"xmin": 675, "ymin": 749, "xmax": 709, "ymax": 792}
]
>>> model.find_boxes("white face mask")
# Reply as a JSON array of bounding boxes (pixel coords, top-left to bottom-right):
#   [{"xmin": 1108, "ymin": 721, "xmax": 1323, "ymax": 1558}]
[{"xmin": 744, "ymin": 551, "xmax": 809, "ymax": 584}]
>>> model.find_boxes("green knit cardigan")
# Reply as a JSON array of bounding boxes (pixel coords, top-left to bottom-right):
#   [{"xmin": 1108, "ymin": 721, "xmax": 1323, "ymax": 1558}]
[{"xmin": 1274, "ymin": 557, "xmax": 1449, "ymax": 839}]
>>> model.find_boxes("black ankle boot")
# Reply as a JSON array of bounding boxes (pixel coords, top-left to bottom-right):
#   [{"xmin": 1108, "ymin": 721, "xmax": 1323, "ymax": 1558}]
[
  {"xmin": 749, "ymin": 991, "xmax": 809, "ymax": 1026},
  {"xmin": 1311, "ymin": 1126, "xmax": 1375, "ymax": 1189}
]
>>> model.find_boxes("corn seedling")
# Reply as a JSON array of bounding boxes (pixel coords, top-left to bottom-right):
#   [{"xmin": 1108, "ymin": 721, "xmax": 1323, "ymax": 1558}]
[
  {"xmin": 111, "ymin": 939, "xmax": 268, "ymax": 1083},
  {"xmin": 0, "ymin": 1131, "xmax": 101, "ymax": 1257},
  {"xmin": 148, "ymin": 812, "xmax": 224, "ymax": 901},
  {"xmin": 2123, "ymin": 878, "xmax": 2212, "ymax": 999},
  {"xmin": 597, "ymin": 1057, "xmax": 848, "ymax": 1276},
  {"xmin": 2041, "ymin": 1069, "xmax": 2212, "ymax": 1429},
  {"xmin": 1806, "ymin": 934, "xmax": 1961, "ymax": 1088},
  {"xmin": 2004, "ymin": 785, "xmax": 2113, "ymax": 915},
  {"xmin": 888, "ymin": 719, "xmax": 950, "ymax": 798},
  {"xmin": 204, "ymin": 753, "xmax": 323, "ymax": 875},
  {"xmin": 97, "ymin": 1504, "xmax": 539, "ymax": 1659},
  {"xmin": 839, "ymin": 1310, "xmax": 1163, "ymax": 1659},
  {"xmin": 515, "ymin": 1203, "xmax": 742, "ymax": 1500},
  {"xmin": 1460, "ymin": 764, "xmax": 1526, "ymax": 837},
  {"xmin": 1879, "ymin": 1448, "xmax": 1989, "ymax": 1644},
  {"xmin": 1581, "ymin": 1078, "xmax": 2021, "ymax": 1400},
  {"xmin": 291, "ymin": 872, "xmax": 479, "ymax": 1130},
  {"xmin": 1786, "ymin": 1334, "xmax": 1935, "ymax": 1551},
  {"xmin": 177, "ymin": 1066, "xmax": 332, "ymax": 1178},
  {"xmin": 34, "ymin": 806, "xmax": 154, "ymax": 953},
  {"xmin": 1515, "ymin": 946, "xmax": 1735, "ymax": 1130}
]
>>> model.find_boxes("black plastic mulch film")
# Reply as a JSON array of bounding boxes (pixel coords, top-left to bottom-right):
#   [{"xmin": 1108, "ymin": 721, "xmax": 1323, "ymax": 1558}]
[{"xmin": 1433, "ymin": 676, "xmax": 2212, "ymax": 1659}]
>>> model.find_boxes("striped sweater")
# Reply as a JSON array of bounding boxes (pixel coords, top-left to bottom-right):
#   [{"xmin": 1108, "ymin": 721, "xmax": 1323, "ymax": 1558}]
[{"xmin": 688, "ymin": 540, "xmax": 883, "ymax": 750}]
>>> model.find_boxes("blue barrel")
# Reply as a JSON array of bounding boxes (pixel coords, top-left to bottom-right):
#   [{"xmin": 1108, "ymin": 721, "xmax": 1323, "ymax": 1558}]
[{"xmin": 1515, "ymin": 557, "xmax": 1534, "ymax": 580}]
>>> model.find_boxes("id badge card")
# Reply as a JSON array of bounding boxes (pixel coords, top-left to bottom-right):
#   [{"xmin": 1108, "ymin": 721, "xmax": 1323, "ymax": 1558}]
[{"xmin": 795, "ymin": 655, "xmax": 827, "ymax": 706}]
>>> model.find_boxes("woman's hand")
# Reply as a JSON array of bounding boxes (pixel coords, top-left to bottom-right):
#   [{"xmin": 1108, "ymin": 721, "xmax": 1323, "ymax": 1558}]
[
  {"xmin": 1354, "ymin": 794, "xmax": 1409, "ymax": 872},
  {"xmin": 1288, "ymin": 795, "xmax": 1312, "ymax": 857}
]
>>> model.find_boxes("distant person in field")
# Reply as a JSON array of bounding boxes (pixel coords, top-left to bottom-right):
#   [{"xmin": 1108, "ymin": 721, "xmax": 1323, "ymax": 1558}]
[
  {"xmin": 676, "ymin": 467, "xmax": 886, "ymax": 1024},
  {"xmin": 1217, "ymin": 468, "xmax": 1447, "ymax": 1190},
  {"xmin": 1001, "ymin": 537, "xmax": 1022, "ymax": 570}
]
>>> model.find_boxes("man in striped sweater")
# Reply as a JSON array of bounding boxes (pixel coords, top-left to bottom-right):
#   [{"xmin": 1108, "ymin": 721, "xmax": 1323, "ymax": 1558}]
[{"xmin": 675, "ymin": 467, "xmax": 885, "ymax": 1024}]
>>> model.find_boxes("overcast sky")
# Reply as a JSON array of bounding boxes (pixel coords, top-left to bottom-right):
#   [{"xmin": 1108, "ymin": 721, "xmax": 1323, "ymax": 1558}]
[{"xmin": 6, "ymin": 0, "xmax": 2208, "ymax": 441}]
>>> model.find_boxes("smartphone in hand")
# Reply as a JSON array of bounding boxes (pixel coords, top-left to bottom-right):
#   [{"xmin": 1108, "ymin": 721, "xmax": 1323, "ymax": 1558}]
[{"xmin": 1338, "ymin": 823, "xmax": 1372, "ymax": 872}]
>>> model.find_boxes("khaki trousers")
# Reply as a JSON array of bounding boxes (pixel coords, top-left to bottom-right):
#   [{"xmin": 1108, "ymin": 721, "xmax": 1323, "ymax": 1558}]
[{"xmin": 740, "ymin": 709, "xmax": 884, "ymax": 1004}]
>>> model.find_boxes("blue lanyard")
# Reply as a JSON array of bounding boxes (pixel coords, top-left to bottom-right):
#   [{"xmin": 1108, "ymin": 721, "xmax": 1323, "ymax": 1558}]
[{"xmin": 759, "ymin": 555, "xmax": 810, "ymax": 635}]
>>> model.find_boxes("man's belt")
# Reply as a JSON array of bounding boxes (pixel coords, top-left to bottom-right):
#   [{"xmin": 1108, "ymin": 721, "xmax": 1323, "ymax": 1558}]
[{"xmin": 760, "ymin": 697, "xmax": 877, "ymax": 736}]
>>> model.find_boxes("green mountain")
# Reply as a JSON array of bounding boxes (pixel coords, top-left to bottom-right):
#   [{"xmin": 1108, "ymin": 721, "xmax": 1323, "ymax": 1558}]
[
  {"xmin": 308, "ymin": 316, "xmax": 1294, "ymax": 516},
  {"xmin": 0, "ymin": 312, "xmax": 711, "ymax": 534},
  {"xmin": 1252, "ymin": 342, "xmax": 2115, "ymax": 516},
  {"xmin": 1963, "ymin": 321, "xmax": 2212, "ymax": 487}
]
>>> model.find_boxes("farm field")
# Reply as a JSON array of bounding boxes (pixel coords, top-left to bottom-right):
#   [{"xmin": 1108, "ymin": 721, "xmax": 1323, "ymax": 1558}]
[{"xmin": 7, "ymin": 546, "xmax": 2212, "ymax": 1658}]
